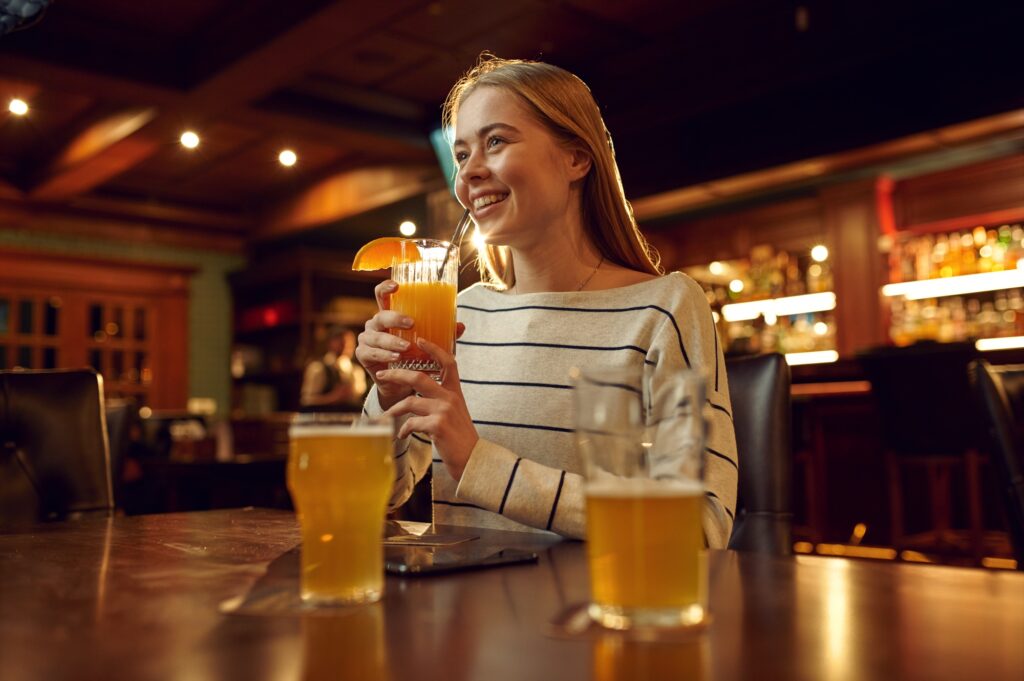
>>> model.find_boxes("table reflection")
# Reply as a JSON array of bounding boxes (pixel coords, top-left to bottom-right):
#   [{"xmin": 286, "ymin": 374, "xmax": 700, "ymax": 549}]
[
  {"xmin": 593, "ymin": 634, "xmax": 708, "ymax": 681},
  {"xmin": 301, "ymin": 604, "xmax": 389, "ymax": 681}
]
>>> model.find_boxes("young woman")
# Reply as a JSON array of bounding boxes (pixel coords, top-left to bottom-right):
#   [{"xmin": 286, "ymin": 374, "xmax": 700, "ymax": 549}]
[{"xmin": 355, "ymin": 56, "xmax": 738, "ymax": 547}]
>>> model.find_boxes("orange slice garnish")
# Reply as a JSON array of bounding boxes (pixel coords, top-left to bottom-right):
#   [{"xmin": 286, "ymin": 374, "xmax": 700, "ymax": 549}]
[{"xmin": 352, "ymin": 237, "xmax": 422, "ymax": 271}]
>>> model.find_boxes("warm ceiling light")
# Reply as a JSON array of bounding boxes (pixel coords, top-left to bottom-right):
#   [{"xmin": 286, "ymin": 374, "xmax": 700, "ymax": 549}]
[
  {"xmin": 811, "ymin": 244, "xmax": 829, "ymax": 262},
  {"xmin": 8, "ymin": 98, "xmax": 28, "ymax": 116},
  {"xmin": 709, "ymin": 261, "xmax": 725, "ymax": 275},
  {"xmin": 278, "ymin": 149, "xmax": 297, "ymax": 167},
  {"xmin": 728, "ymin": 279, "xmax": 745, "ymax": 294},
  {"xmin": 180, "ymin": 131, "xmax": 200, "ymax": 149},
  {"xmin": 399, "ymin": 220, "xmax": 416, "ymax": 236}
]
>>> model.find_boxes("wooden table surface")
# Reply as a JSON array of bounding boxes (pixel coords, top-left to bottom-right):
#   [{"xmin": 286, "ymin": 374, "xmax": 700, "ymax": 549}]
[{"xmin": 1, "ymin": 508, "xmax": 1021, "ymax": 681}]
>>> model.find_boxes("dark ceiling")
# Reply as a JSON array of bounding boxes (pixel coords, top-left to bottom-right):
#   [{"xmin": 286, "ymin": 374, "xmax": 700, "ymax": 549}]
[{"xmin": 0, "ymin": 0, "xmax": 1021, "ymax": 251}]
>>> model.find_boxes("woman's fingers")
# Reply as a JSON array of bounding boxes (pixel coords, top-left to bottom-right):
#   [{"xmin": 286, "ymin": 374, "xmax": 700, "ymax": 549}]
[
  {"xmin": 376, "ymin": 367, "xmax": 446, "ymax": 399},
  {"xmin": 416, "ymin": 338, "xmax": 460, "ymax": 389},
  {"xmin": 358, "ymin": 328, "xmax": 410, "ymax": 354},
  {"xmin": 374, "ymin": 280, "xmax": 398, "ymax": 310}
]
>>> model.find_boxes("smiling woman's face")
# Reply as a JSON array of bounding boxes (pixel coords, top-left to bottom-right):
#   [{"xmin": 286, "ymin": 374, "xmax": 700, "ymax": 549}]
[{"xmin": 453, "ymin": 87, "xmax": 586, "ymax": 250}]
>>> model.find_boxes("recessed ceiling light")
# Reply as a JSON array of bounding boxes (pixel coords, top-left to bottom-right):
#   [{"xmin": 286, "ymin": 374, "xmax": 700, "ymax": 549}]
[
  {"xmin": 811, "ymin": 244, "xmax": 829, "ymax": 262},
  {"xmin": 180, "ymin": 131, "xmax": 200, "ymax": 149},
  {"xmin": 278, "ymin": 149, "xmax": 297, "ymax": 167},
  {"xmin": 399, "ymin": 220, "xmax": 416, "ymax": 236},
  {"xmin": 8, "ymin": 98, "xmax": 28, "ymax": 116}
]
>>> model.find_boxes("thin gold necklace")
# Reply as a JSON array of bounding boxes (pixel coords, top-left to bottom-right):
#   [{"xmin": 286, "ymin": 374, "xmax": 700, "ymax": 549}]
[{"xmin": 511, "ymin": 255, "xmax": 604, "ymax": 294}]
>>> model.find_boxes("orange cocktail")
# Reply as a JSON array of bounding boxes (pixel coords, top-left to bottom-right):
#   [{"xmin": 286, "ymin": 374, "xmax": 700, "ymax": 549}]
[{"xmin": 389, "ymin": 239, "xmax": 458, "ymax": 374}]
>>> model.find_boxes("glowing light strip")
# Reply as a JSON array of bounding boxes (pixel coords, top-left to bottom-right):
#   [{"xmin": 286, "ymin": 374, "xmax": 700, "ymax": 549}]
[
  {"xmin": 721, "ymin": 292, "xmax": 837, "ymax": 322},
  {"xmin": 881, "ymin": 269, "xmax": 1024, "ymax": 300},
  {"xmin": 975, "ymin": 336, "xmax": 1024, "ymax": 351},
  {"xmin": 785, "ymin": 350, "xmax": 839, "ymax": 366}
]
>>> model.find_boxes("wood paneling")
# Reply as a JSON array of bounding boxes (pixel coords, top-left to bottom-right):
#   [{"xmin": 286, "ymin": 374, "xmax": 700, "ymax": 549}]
[
  {"xmin": 820, "ymin": 180, "xmax": 886, "ymax": 355},
  {"xmin": 644, "ymin": 196, "xmax": 824, "ymax": 269},
  {"xmin": 0, "ymin": 249, "xmax": 193, "ymax": 408},
  {"xmin": 894, "ymin": 154, "xmax": 1024, "ymax": 229}
]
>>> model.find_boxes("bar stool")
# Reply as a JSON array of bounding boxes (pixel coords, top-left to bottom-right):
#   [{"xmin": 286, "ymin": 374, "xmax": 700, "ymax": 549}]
[{"xmin": 857, "ymin": 342, "xmax": 985, "ymax": 562}]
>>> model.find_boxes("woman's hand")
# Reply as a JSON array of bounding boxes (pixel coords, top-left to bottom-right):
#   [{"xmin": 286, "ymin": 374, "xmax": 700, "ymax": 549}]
[
  {"xmin": 378, "ymin": 338, "xmax": 478, "ymax": 482},
  {"xmin": 355, "ymin": 280, "xmax": 415, "ymax": 411},
  {"xmin": 356, "ymin": 280, "xmax": 467, "ymax": 412}
]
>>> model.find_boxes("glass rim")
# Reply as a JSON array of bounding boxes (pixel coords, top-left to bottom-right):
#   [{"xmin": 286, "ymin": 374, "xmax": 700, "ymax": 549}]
[{"xmin": 289, "ymin": 412, "xmax": 392, "ymax": 432}]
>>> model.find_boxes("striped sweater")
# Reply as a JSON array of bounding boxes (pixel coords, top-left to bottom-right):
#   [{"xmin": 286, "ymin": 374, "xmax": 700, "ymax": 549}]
[{"xmin": 365, "ymin": 272, "xmax": 738, "ymax": 548}]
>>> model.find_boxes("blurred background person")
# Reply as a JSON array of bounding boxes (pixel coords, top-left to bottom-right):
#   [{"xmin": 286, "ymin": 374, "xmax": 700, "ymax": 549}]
[{"xmin": 301, "ymin": 326, "xmax": 367, "ymax": 411}]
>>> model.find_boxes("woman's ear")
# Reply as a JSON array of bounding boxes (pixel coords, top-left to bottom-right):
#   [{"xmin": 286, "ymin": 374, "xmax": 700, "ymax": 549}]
[{"xmin": 565, "ymin": 146, "xmax": 592, "ymax": 182}]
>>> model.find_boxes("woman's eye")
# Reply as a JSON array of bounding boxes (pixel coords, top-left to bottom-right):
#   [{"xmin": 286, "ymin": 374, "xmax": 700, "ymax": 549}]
[
  {"xmin": 486, "ymin": 136, "xmax": 505, "ymax": 150},
  {"xmin": 454, "ymin": 151, "xmax": 468, "ymax": 164}
]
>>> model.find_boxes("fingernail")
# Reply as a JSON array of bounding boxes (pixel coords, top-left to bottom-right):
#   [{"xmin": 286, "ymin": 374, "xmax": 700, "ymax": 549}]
[
  {"xmin": 397, "ymin": 340, "xmax": 410, "ymax": 350},
  {"xmin": 385, "ymin": 282, "xmax": 398, "ymax": 291},
  {"xmin": 376, "ymin": 370, "xmax": 388, "ymax": 379},
  {"xmin": 388, "ymin": 352, "xmax": 401, "ymax": 360}
]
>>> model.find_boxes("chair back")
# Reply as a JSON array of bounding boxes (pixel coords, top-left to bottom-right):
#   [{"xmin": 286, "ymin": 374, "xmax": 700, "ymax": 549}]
[
  {"xmin": 857, "ymin": 342, "xmax": 982, "ymax": 457},
  {"xmin": 725, "ymin": 353, "xmax": 793, "ymax": 555},
  {"xmin": 0, "ymin": 369, "xmax": 113, "ymax": 524},
  {"xmin": 970, "ymin": 360, "xmax": 1024, "ymax": 566}
]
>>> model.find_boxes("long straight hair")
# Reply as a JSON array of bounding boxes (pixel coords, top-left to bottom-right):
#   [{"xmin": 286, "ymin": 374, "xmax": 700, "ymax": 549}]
[{"xmin": 441, "ymin": 55, "xmax": 661, "ymax": 288}]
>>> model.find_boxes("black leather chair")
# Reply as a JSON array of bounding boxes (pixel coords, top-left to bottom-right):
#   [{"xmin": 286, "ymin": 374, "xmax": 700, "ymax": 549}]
[
  {"xmin": 0, "ymin": 369, "xmax": 113, "ymax": 524},
  {"xmin": 970, "ymin": 360, "xmax": 1024, "ymax": 568},
  {"xmin": 725, "ymin": 353, "xmax": 793, "ymax": 555},
  {"xmin": 857, "ymin": 342, "xmax": 984, "ymax": 559}
]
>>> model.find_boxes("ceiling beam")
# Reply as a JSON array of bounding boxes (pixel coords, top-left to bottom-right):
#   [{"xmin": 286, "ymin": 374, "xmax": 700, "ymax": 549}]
[
  {"xmin": 632, "ymin": 109, "xmax": 1024, "ymax": 221},
  {"xmin": 30, "ymin": 108, "xmax": 159, "ymax": 200},
  {"xmin": 0, "ymin": 198, "xmax": 245, "ymax": 252},
  {"xmin": 0, "ymin": 0, "xmax": 432, "ymax": 199},
  {"xmin": 255, "ymin": 164, "xmax": 444, "ymax": 241}
]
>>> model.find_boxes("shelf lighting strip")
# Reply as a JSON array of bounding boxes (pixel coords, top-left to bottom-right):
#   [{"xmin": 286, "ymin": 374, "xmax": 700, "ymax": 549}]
[
  {"xmin": 785, "ymin": 350, "xmax": 839, "ymax": 366},
  {"xmin": 975, "ymin": 336, "xmax": 1024, "ymax": 352},
  {"xmin": 881, "ymin": 268, "xmax": 1024, "ymax": 300},
  {"xmin": 721, "ymin": 292, "xmax": 836, "ymax": 322}
]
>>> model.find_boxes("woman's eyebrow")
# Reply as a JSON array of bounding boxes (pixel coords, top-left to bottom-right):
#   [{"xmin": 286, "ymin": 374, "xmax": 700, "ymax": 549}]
[{"xmin": 453, "ymin": 122, "xmax": 519, "ymax": 146}]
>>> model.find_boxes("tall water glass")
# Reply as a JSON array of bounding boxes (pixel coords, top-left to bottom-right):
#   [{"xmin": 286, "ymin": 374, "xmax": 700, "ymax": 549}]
[
  {"xmin": 574, "ymin": 367, "xmax": 708, "ymax": 630},
  {"xmin": 287, "ymin": 413, "xmax": 395, "ymax": 605},
  {"xmin": 389, "ymin": 239, "xmax": 458, "ymax": 375}
]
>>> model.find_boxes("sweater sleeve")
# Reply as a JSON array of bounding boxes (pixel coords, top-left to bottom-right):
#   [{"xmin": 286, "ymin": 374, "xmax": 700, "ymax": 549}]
[
  {"xmin": 455, "ymin": 438, "xmax": 586, "ymax": 539},
  {"xmin": 661, "ymin": 276, "xmax": 738, "ymax": 548},
  {"xmin": 362, "ymin": 384, "xmax": 433, "ymax": 510}
]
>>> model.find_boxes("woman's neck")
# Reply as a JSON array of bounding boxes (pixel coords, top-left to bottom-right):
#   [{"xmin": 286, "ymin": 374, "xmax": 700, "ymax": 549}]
[{"xmin": 507, "ymin": 212, "xmax": 603, "ymax": 294}]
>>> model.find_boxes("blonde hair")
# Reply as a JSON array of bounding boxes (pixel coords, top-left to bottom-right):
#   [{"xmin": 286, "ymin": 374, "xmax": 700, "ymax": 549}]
[{"xmin": 441, "ymin": 54, "xmax": 661, "ymax": 288}]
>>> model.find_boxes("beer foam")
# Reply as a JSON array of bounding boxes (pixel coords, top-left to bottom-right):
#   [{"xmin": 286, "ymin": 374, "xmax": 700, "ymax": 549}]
[
  {"xmin": 288, "ymin": 425, "xmax": 392, "ymax": 439},
  {"xmin": 586, "ymin": 477, "xmax": 703, "ymax": 498}
]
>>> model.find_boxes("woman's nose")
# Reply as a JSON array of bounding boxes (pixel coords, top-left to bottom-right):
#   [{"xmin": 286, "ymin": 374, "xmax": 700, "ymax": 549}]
[{"xmin": 458, "ymin": 150, "xmax": 489, "ymax": 183}]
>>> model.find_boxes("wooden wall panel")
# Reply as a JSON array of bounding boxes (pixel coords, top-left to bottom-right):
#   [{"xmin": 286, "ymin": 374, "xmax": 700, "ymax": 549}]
[
  {"xmin": 0, "ymin": 249, "xmax": 193, "ymax": 409},
  {"xmin": 894, "ymin": 154, "xmax": 1024, "ymax": 228},
  {"xmin": 643, "ymin": 196, "xmax": 825, "ymax": 269},
  {"xmin": 821, "ymin": 180, "xmax": 886, "ymax": 356}
]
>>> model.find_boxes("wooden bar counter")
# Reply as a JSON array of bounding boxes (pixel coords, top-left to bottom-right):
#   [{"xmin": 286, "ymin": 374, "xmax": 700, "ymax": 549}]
[{"xmin": 0, "ymin": 508, "xmax": 1021, "ymax": 680}]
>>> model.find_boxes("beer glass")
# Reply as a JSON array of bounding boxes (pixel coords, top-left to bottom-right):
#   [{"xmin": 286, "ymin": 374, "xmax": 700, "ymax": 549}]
[
  {"xmin": 389, "ymin": 239, "xmax": 458, "ymax": 375},
  {"xmin": 287, "ymin": 413, "xmax": 395, "ymax": 605},
  {"xmin": 574, "ymin": 366, "xmax": 707, "ymax": 630}
]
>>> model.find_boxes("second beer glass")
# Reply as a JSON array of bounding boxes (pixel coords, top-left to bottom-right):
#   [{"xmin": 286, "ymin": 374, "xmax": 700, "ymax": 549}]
[{"xmin": 574, "ymin": 367, "xmax": 708, "ymax": 630}]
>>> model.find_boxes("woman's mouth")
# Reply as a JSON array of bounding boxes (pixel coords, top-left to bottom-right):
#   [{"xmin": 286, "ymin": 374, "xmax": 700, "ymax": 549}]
[{"xmin": 472, "ymin": 193, "xmax": 509, "ymax": 216}]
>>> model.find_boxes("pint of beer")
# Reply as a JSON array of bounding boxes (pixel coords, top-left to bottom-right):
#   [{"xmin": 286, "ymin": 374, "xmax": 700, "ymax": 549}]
[
  {"xmin": 288, "ymin": 413, "xmax": 395, "ymax": 605},
  {"xmin": 574, "ymin": 367, "xmax": 707, "ymax": 630}
]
